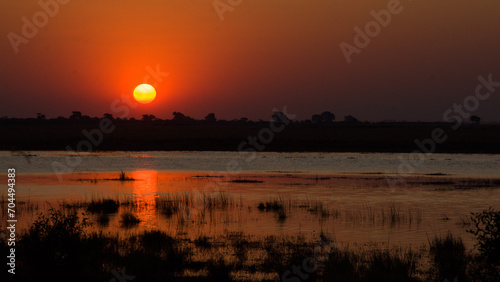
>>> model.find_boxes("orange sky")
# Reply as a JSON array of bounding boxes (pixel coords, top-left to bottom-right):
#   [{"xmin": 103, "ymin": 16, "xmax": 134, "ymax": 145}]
[{"xmin": 1, "ymin": 0, "xmax": 500, "ymax": 121}]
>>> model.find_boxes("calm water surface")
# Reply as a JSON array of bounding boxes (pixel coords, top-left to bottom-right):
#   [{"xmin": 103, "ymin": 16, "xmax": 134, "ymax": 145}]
[
  {"xmin": 1, "ymin": 151, "xmax": 499, "ymax": 250},
  {"xmin": 1, "ymin": 151, "xmax": 499, "ymax": 176}
]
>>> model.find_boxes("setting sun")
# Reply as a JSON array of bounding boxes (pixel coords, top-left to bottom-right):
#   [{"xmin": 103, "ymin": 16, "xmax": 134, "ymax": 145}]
[{"xmin": 133, "ymin": 84, "xmax": 156, "ymax": 104}]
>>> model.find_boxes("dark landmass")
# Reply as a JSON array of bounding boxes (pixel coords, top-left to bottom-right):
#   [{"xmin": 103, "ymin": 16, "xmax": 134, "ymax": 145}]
[{"xmin": 1, "ymin": 118, "xmax": 499, "ymax": 153}]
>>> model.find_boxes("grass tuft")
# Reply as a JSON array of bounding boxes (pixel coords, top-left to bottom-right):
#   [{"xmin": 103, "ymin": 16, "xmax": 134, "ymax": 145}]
[{"xmin": 120, "ymin": 212, "xmax": 141, "ymax": 228}]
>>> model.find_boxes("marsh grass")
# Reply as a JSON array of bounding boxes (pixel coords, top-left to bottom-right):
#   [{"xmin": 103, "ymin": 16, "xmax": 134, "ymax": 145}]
[
  {"xmin": 155, "ymin": 195, "xmax": 181, "ymax": 217},
  {"xmin": 257, "ymin": 196, "xmax": 292, "ymax": 221},
  {"xmin": 2, "ymin": 208, "xmax": 498, "ymax": 282},
  {"xmin": 202, "ymin": 191, "xmax": 233, "ymax": 209},
  {"xmin": 57, "ymin": 190, "xmax": 236, "ymax": 223},
  {"xmin": 75, "ymin": 171, "xmax": 135, "ymax": 183},
  {"xmin": 368, "ymin": 250, "xmax": 420, "ymax": 281},
  {"xmin": 0, "ymin": 197, "xmax": 40, "ymax": 218},
  {"xmin": 96, "ymin": 212, "xmax": 110, "ymax": 226},
  {"xmin": 299, "ymin": 199, "xmax": 337, "ymax": 219},
  {"xmin": 256, "ymin": 197, "xmax": 421, "ymax": 226},
  {"xmin": 5, "ymin": 172, "xmax": 500, "ymax": 281},
  {"xmin": 17, "ymin": 200, "xmax": 40, "ymax": 213},
  {"xmin": 120, "ymin": 212, "xmax": 141, "ymax": 228},
  {"xmin": 117, "ymin": 171, "xmax": 134, "ymax": 181},
  {"xmin": 61, "ymin": 197, "xmax": 121, "ymax": 215},
  {"xmin": 429, "ymin": 232, "xmax": 468, "ymax": 281},
  {"xmin": 340, "ymin": 204, "xmax": 422, "ymax": 227},
  {"xmin": 87, "ymin": 198, "xmax": 120, "ymax": 214}
]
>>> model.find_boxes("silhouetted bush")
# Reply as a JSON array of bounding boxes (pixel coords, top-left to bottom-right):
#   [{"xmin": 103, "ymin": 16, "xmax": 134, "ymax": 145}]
[
  {"xmin": 465, "ymin": 207, "xmax": 500, "ymax": 280},
  {"xmin": 467, "ymin": 207, "xmax": 500, "ymax": 264},
  {"xmin": 16, "ymin": 209, "xmax": 97, "ymax": 281}
]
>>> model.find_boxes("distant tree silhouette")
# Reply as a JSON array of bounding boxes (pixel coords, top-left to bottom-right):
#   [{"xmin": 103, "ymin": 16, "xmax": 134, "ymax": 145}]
[
  {"xmin": 344, "ymin": 115, "xmax": 359, "ymax": 123},
  {"xmin": 311, "ymin": 114, "xmax": 323, "ymax": 124},
  {"xmin": 311, "ymin": 111, "xmax": 335, "ymax": 124},
  {"xmin": 172, "ymin": 112, "xmax": 194, "ymax": 123},
  {"xmin": 142, "ymin": 114, "xmax": 156, "ymax": 121},
  {"xmin": 36, "ymin": 113, "xmax": 46, "ymax": 120},
  {"xmin": 70, "ymin": 111, "xmax": 82, "ymax": 120},
  {"xmin": 103, "ymin": 113, "xmax": 114, "ymax": 120},
  {"xmin": 239, "ymin": 117, "xmax": 248, "ymax": 123},
  {"xmin": 172, "ymin": 112, "xmax": 186, "ymax": 122},
  {"xmin": 272, "ymin": 111, "xmax": 290, "ymax": 125},
  {"xmin": 470, "ymin": 115, "xmax": 481, "ymax": 125},
  {"xmin": 321, "ymin": 111, "xmax": 335, "ymax": 123},
  {"xmin": 205, "ymin": 113, "xmax": 216, "ymax": 123}
]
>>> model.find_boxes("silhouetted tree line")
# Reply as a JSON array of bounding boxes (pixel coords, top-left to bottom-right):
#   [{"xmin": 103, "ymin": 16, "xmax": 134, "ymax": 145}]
[{"xmin": 0, "ymin": 111, "xmax": 487, "ymax": 126}]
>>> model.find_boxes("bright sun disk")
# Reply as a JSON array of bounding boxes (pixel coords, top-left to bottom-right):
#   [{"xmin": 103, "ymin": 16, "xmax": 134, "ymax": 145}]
[{"xmin": 133, "ymin": 84, "xmax": 156, "ymax": 104}]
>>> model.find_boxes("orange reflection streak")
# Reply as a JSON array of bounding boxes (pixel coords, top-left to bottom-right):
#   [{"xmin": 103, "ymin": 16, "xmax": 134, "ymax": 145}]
[{"xmin": 132, "ymin": 170, "xmax": 158, "ymax": 227}]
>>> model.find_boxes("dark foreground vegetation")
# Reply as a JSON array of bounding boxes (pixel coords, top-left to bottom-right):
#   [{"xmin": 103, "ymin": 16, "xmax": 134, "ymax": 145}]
[
  {"xmin": 1, "ymin": 207, "xmax": 499, "ymax": 281},
  {"xmin": 1, "ymin": 116, "xmax": 500, "ymax": 153}
]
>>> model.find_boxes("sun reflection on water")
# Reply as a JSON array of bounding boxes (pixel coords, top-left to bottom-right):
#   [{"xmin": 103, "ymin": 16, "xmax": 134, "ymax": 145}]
[{"xmin": 132, "ymin": 170, "xmax": 158, "ymax": 227}]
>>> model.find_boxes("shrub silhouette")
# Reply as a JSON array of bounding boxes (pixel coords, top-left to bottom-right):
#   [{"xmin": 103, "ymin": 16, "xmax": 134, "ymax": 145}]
[
  {"xmin": 26, "ymin": 208, "xmax": 90, "ymax": 243},
  {"xmin": 467, "ymin": 207, "xmax": 500, "ymax": 264},
  {"xmin": 17, "ymin": 208, "xmax": 93, "ymax": 280}
]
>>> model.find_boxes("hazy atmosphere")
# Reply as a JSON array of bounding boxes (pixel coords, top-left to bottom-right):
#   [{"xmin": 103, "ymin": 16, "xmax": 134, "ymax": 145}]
[{"xmin": 2, "ymin": 0, "xmax": 500, "ymax": 121}]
